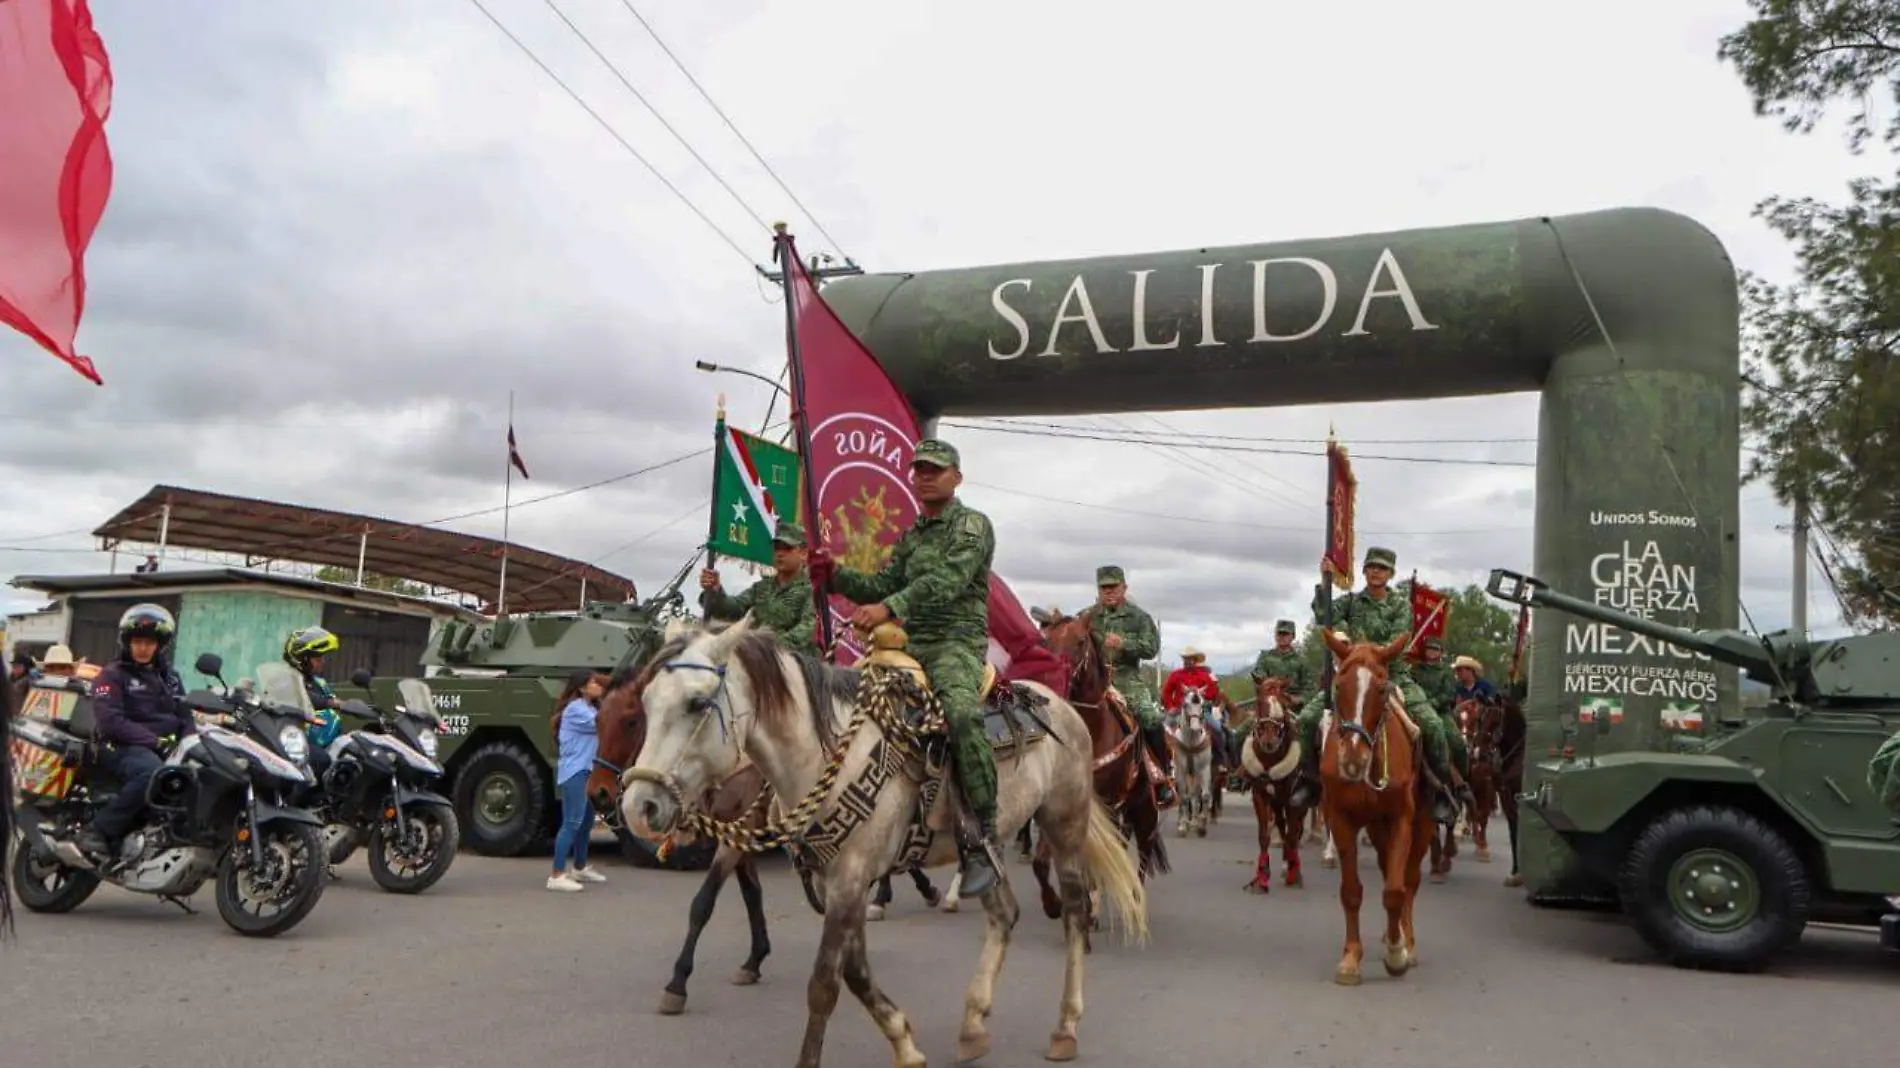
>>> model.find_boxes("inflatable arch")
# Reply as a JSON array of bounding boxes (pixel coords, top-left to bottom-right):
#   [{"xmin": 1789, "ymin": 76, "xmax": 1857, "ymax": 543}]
[{"xmin": 821, "ymin": 207, "xmax": 1742, "ymax": 754}]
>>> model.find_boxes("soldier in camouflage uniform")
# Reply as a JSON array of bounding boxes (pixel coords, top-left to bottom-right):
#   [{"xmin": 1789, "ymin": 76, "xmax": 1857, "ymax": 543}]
[
  {"xmin": 699, "ymin": 520, "xmax": 817, "ymax": 653},
  {"xmin": 1237, "ymin": 619, "xmax": 1313, "ymax": 749},
  {"xmin": 1411, "ymin": 637, "xmax": 1470, "ymax": 777},
  {"xmin": 1286, "ymin": 546, "xmax": 1470, "ymax": 821},
  {"xmin": 1087, "ymin": 565, "xmax": 1175, "ymax": 806},
  {"xmin": 811, "ymin": 439, "xmax": 1005, "ymax": 898}
]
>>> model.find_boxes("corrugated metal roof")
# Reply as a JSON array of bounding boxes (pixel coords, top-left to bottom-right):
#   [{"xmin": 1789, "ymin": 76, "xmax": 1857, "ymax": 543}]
[{"xmin": 9, "ymin": 567, "xmax": 486, "ymax": 621}]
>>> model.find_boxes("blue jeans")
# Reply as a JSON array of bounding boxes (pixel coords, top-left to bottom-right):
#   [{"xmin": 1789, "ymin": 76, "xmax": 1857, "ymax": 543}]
[
  {"xmin": 552, "ymin": 771, "xmax": 591, "ymax": 871},
  {"xmin": 93, "ymin": 745, "xmax": 165, "ymax": 839}
]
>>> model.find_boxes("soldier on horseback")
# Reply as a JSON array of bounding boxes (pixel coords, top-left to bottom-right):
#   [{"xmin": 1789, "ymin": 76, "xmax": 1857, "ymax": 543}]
[
  {"xmin": 1087, "ymin": 566, "xmax": 1176, "ymax": 807},
  {"xmin": 700, "ymin": 519, "xmax": 817, "ymax": 653},
  {"xmin": 809, "ymin": 438, "xmax": 1006, "ymax": 898},
  {"xmin": 1239, "ymin": 619, "xmax": 1312, "ymax": 749},
  {"xmin": 1413, "ymin": 637, "xmax": 1471, "ymax": 781},
  {"xmin": 1286, "ymin": 546, "xmax": 1471, "ymax": 821}
]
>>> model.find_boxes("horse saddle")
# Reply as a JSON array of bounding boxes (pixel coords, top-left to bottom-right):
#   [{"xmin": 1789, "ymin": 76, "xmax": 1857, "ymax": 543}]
[{"xmin": 856, "ymin": 621, "xmax": 1052, "ymax": 754}]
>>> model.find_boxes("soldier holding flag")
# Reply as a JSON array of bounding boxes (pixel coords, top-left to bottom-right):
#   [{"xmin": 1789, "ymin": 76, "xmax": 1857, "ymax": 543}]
[{"xmin": 700, "ymin": 520, "xmax": 817, "ymax": 653}]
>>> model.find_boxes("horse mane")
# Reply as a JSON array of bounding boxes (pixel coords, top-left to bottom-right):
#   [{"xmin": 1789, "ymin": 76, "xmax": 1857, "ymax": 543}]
[{"xmin": 725, "ymin": 629, "xmax": 853, "ymax": 754}]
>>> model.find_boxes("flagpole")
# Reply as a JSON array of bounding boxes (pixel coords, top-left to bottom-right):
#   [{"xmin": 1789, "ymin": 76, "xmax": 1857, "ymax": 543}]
[
  {"xmin": 771, "ymin": 223, "xmax": 836, "ymax": 659},
  {"xmin": 702, "ymin": 395, "xmax": 727, "ymax": 612},
  {"xmin": 499, "ymin": 390, "xmax": 513, "ymax": 616}
]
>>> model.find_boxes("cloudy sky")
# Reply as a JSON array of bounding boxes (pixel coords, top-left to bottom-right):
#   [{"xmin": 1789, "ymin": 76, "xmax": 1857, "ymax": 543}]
[{"xmin": 0, "ymin": 0, "xmax": 1877, "ymax": 671}]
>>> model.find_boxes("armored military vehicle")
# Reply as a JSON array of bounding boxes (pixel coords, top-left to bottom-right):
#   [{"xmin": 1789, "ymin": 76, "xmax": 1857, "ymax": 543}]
[
  {"xmin": 1485, "ymin": 568, "xmax": 1900, "ymax": 972},
  {"xmin": 336, "ymin": 585, "xmax": 715, "ymax": 870}
]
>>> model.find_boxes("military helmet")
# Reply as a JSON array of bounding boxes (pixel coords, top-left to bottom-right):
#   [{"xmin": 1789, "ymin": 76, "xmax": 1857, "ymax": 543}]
[
  {"xmin": 117, "ymin": 604, "xmax": 177, "ymax": 657},
  {"xmin": 283, "ymin": 625, "xmax": 340, "ymax": 675}
]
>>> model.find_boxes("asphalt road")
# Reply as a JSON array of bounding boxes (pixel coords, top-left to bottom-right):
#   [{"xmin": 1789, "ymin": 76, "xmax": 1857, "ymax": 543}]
[{"xmin": 4, "ymin": 807, "xmax": 1893, "ymax": 1068}]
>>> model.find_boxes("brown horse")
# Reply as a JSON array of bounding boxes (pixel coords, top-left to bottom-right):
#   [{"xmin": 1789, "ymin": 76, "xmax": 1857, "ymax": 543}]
[
  {"xmin": 1239, "ymin": 678, "xmax": 1307, "ymax": 893},
  {"xmin": 1318, "ymin": 631, "xmax": 1433, "ymax": 986},
  {"xmin": 586, "ymin": 642, "xmax": 819, "ymax": 1016},
  {"xmin": 1464, "ymin": 691, "xmax": 1529, "ymax": 886},
  {"xmin": 1034, "ymin": 611, "xmax": 1170, "ymax": 911}
]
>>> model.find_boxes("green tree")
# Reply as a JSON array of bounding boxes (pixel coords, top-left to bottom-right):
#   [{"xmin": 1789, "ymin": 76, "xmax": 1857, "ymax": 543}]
[
  {"xmin": 314, "ymin": 565, "xmax": 428, "ymax": 597},
  {"xmin": 1717, "ymin": 0, "xmax": 1900, "ymax": 629}
]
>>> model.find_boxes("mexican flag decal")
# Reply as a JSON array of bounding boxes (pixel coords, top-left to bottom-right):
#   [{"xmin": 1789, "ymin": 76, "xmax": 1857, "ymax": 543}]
[{"xmin": 709, "ymin": 416, "xmax": 803, "ymax": 566}]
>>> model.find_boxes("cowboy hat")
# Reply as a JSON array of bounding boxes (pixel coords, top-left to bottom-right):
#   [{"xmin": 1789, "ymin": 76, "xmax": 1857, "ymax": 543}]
[
  {"xmin": 1181, "ymin": 646, "xmax": 1205, "ymax": 660},
  {"xmin": 37, "ymin": 644, "xmax": 78, "ymax": 668},
  {"xmin": 1452, "ymin": 655, "xmax": 1483, "ymax": 672}
]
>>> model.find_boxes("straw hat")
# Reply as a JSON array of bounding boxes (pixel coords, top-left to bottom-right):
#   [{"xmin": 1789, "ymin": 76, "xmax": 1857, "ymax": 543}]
[
  {"xmin": 1181, "ymin": 646, "xmax": 1205, "ymax": 661},
  {"xmin": 38, "ymin": 644, "xmax": 78, "ymax": 668},
  {"xmin": 1452, "ymin": 655, "xmax": 1483, "ymax": 673}
]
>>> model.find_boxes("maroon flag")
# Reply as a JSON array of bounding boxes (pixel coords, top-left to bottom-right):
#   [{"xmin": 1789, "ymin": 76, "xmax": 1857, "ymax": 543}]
[
  {"xmin": 779, "ymin": 232, "xmax": 1066, "ymax": 691},
  {"xmin": 507, "ymin": 424, "xmax": 530, "ymax": 479},
  {"xmin": 0, "ymin": 0, "xmax": 115, "ymax": 385}
]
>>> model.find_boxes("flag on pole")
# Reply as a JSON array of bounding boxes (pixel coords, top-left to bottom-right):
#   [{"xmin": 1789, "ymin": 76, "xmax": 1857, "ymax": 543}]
[
  {"xmin": 709, "ymin": 415, "xmax": 803, "ymax": 566},
  {"xmin": 776, "ymin": 231, "xmax": 1067, "ymax": 693},
  {"xmin": 1323, "ymin": 431, "xmax": 1356, "ymax": 589},
  {"xmin": 507, "ymin": 424, "xmax": 530, "ymax": 479},
  {"xmin": 0, "ymin": 0, "xmax": 115, "ymax": 385},
  {"xmin": 1407, "ymin": 576, "xmax": 1450, "ymax": 661}
]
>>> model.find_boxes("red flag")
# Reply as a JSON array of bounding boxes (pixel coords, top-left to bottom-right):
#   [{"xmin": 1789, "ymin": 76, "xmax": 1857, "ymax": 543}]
[
  {"xmin": 0, "ymin": 0, "xmax": 114, "ymax": 385},
  {"xmin": 1407, "ymin": 576, "xmax": 1450, "ymax": 661},
  {"xmin": 507, "ymin": 424, "xmax": 530, "ymax": 479},
  {"xmin": 1322, "ymin": 434, "xmax": 1356, "ymax": 587},
  {"xmin": 780, "ymin": 233, "xmax": 1066, "ymax": 690}
]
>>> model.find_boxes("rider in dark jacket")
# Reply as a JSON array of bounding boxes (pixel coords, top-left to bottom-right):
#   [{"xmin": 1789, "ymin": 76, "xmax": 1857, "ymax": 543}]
[{"xmin": 79, "ymin": 605, "xmax": 192, "ymax": 860}]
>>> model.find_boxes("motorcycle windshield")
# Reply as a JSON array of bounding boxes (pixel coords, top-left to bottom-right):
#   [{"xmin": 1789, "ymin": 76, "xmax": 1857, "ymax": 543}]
[
  {"xmin": 397, "ymin": 679, "xmax": 441, "ymax": 726},
  {"xmin": 255, "ymin": 662, "xmax": 315, "ymax": 715}
]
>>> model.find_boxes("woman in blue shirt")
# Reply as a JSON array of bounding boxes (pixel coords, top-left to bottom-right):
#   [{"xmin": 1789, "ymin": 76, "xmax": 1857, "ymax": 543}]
[{"xmin": 548, "ymin": 669, "xmax": 609, "ymax": 892}]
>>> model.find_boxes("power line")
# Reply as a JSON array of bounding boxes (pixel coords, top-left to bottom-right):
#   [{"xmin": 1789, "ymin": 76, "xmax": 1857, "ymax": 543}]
[
  {"xmin": 967, "ymin": 479, "xmax": 1529, "ymax": 537},
  {"xmin": 612, "ymin": 0, "xmax": 852, "ymax": 260},
  {"xmin": 539, "ymin": 0, "xmax": 772, "ymax": 234},
  {"xmin": 969, "ymin": 416, "xmax": 1537, "ymax": 447},
  {"xmin": 461, "ymin": 0, "xmax": 759, "ymax": 269},
  {"xmin": 942, "ymin": 421, "xmax": 1538, "ymax": 467},
  {"xmin": 502, "ymin": 495, "xmax": 709, "ymax": 603}
]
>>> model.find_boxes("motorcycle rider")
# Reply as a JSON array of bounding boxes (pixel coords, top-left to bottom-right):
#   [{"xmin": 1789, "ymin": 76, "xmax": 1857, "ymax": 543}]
[
  {"xmin": 77, "ymin": 605, "xmax": 192, "ymax": 861},
  {"xmin": 283, "ymin": 626, "xmax": 343, "ymax": 792}
]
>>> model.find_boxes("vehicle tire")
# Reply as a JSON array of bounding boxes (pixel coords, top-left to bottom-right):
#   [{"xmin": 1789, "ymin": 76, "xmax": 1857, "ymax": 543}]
[
  {"xmin": 9, "ymin": 836, "xmax": 100, "ymax": 913},
  {"xmin": 451, "ymin": 742, "xmax": 550, "ymax": 857},
  {"xmin": 215, "ymin": 821, "xmax": 327, "ymax": 938},
  {"xmin": 367, "ymin": 803, "xmax": 459, "ymax": 894},
  {"xmin": 1618, "ymin": 804, "xmax": 1810, "ymax": 972}
]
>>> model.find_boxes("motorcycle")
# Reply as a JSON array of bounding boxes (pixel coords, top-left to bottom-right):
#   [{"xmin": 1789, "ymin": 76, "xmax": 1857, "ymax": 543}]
[
  {"xmin": 309, "ymin": 669, "xmax": 458, "ymax": 894},
  {"xmin": 7, "ymin": 652, "xmax": 329, "ymax": 938}
]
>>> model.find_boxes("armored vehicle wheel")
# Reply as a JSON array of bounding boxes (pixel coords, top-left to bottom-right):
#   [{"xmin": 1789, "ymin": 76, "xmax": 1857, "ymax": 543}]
[
  {"xmin": 10, "ymin": 837, "xmax": 100, "ymax": 913},
  {"xmin": 453, "ymin": 741, "xmax": 551, "ymax": 857},
  {"xmin": 1619, "ymin": 804, "xmax": 1810, "ymax": 972}
]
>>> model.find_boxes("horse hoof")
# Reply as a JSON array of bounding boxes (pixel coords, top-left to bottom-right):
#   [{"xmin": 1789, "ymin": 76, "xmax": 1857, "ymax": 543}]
[
  {"xmin": 1046, "ymin": 1033, "xmax": 1079, "ymax": 1062},
  {"xmin": 1285, "ymin": 872, "xmax": 1302, "ymax": 888},
  {"xmin": 1383, "ymin": 946, "xmax": 1409, "ymax": 976},
  {"xmin": 1475, "ymin": 848, "xmax": 1492, "ymax": 863},
  {"xmin": 1040, "ymin": 893, "xmax": 1063, "ymax": 921},
  {"xmin": 867, "ymin": 904, "xmax": 886, "ymax": 922},
  {"xmin": 1429, "ymin": 871, "xmax": 1446, "ymax": 884},
  {"xmin": 1244, "ymin": 879, "xmax": 1270, "ymax": 895},
  {"xmin": 957, "ymin": 1029, "xmax": 991, "ymax": 1063},
  {"xmin": 1321, "ymin": 856, "xmax": 1338, "ymax": 870},
  {"xmin": 1504, "ymin": 873, "xmax": 1524, "ymax": 888},
  {"xmin": 732, "ymin": 968, "xmax": 760, "ymax": 986},
  {"xmin": 1333, "ymin": 965, "xmax": 1362, "ymax": 987},
  {"xmin": 657, "ymin": 990, "xmax": 688, "ymax": 1015}
]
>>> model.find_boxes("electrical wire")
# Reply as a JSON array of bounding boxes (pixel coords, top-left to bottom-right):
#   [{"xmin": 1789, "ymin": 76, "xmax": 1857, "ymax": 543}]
[
  {"xmin": 941, "ymin": 420, "xmax": 1537, "ymax": 467},
  {"xmin": 461, "ymin": 0, "xmax": 759, "ymax": 269},
  {"xmin": 612, "ymin": 0, "xmax": 852, "ymax": 261},
  {"xmin": 969, "ymin": 416, "xmax": 1537, "ymax": 447}
]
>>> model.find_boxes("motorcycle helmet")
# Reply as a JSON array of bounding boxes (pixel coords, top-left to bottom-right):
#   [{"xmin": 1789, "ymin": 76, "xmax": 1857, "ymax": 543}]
[
  {"xmin": 117, "ymin": 604, "xmax": 177, "ymax": 658},
  {"xmin": 283, "ymin": 625, "xmax": 340, "ymax": 675}
]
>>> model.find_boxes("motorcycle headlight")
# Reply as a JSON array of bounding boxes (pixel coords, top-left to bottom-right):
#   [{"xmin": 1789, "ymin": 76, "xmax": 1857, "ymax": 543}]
[
  {"xmin": 277, "ymin": 725, "xmax": 310, "ymax": 764},
  {"xmin": 418, "ymin": 730, "xmax": 439, "ymax": 759}
]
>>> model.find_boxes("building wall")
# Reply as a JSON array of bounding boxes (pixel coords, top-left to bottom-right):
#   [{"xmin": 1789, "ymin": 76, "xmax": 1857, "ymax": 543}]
[{"xmin": 175, "ymin": 590, "xmax": 325, "ymax": 687}]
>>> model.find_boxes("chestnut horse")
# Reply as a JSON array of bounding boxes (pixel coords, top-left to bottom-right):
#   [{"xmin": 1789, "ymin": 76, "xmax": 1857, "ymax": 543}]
[
  {"xmin": 1318, "ymin": 631, "xmax": 1433, "ymax": 986},
  {"xmin": 1038, "ymin": 612, "xmax": 1170, "ymax": 883},
  {"xmin": 1463, "ymin": 691, "xmax": 1529, "ymax": 886},
  {"xmin": 586, "ymin": 642, "xmax": 819, "ymax": 1016},
  {"xmin": 1239, "ymin": 678, "xmax": 1307, "ymax": 893}
]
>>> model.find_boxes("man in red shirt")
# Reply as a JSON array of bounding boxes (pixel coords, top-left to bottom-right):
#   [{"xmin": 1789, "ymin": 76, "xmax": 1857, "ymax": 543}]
[{"xmin": 1162, "ymin": 647, "xmax": 1230, "ymax": 770}]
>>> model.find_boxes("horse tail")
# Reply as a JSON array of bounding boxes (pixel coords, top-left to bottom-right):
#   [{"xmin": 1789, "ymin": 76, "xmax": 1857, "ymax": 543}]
[{"xmin": 1078, "ymin": 794, "xmax": 1149, "ymax": 946}]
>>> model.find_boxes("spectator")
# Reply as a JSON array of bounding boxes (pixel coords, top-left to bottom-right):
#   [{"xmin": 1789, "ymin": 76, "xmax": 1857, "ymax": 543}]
[{"xmin": 546, "ymin": 669, "xmax": 609, "ymax": 892}]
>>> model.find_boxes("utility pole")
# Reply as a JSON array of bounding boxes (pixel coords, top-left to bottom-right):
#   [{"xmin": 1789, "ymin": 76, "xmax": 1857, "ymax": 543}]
[{"xmin": 1791, "ymin": 481, "xmax": 1810, "ymax": 637}]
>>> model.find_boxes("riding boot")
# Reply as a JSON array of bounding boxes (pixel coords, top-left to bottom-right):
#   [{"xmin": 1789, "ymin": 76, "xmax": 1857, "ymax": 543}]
[
  {"xmin": 1427, "ymin": 755, "xmax": 1463, "ymax": 824},
  {"xmin": 1142, "ymin": 723, "xmax": 1178, "ymax": 805},
  {"xmin": 75, "ymin": 826, "xmax": 111, "ymax": 861},
  {"xmin": 956, "ymin": 817, "xmax": 1005, "ymax": 899}
]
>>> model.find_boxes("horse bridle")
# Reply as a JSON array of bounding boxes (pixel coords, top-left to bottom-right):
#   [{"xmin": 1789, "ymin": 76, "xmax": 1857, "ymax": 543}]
[
  {"xmin": 1330, "ymin": 671, "xmax": 1397, "ymax": 789},
  {"xmin": 618, "ymin": 658, "xmax": 747, "ymax": 817}
]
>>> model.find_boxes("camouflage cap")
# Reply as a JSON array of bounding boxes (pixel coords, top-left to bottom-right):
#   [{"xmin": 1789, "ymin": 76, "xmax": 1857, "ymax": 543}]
[
  {"xmin": 1274, "ymin": 619, "xmax": 1297, "ymax": 635},
  {"xmin": 912, "ymin": 439, "xmax": 960, "ymax": 469},
  {"xmin": 1096, "ymin": 564, "xmax": 1125, "ymax": 586},
  {"xmin": 771, "ymin": 519, "xmax": 807, "ymax": 548},
  {"xmin": 1363, "ymin": 546, "xmax": 1396, "ymax": 569}
]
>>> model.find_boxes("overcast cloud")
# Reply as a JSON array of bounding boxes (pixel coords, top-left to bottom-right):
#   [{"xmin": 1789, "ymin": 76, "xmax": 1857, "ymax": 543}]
[{"xmin": 0, "ymin": 0, "xmax": 1871, "ymax": 673}]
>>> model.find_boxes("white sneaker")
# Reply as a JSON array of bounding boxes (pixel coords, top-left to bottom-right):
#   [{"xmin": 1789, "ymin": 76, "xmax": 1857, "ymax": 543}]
[
  {"xmin": 546, "ymin": 873, "xmax": 584, "ymax": 892},
  {"xmin": 572, "ymin": 866, "xmax": 607, "ymax": 884}
]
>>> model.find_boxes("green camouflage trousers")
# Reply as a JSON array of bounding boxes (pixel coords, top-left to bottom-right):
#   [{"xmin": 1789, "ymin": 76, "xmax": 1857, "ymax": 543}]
[
  {"xmin": 1296, "ymin": 677, "xmax": 1461, "ymax": 777},
  {"xmin": 1121, "ymin": 686, "xmax": 1162, "ymax": 730},
  {"xmin": 913, "ymin": 639, "xmax": 998, "ymax": 827}
]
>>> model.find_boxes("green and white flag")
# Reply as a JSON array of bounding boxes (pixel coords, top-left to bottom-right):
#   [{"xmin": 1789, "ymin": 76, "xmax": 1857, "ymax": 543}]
[{"xmin": 709, "ymin": 417, "xmax": 803, "ymax": 567}]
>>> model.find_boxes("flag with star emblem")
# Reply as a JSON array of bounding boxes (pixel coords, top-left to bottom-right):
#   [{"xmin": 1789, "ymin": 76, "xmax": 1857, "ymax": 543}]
[{"xmin": 708, "ymin": 414, "xmax": 803, "ymax": 566}]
